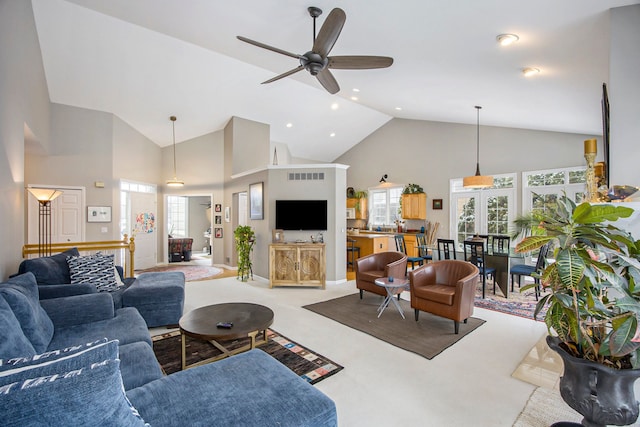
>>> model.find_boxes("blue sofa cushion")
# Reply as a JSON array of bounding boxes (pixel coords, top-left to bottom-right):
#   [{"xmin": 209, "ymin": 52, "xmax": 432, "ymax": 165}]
[
  {"xmin": 17, "ymin": 248, "xmax": 79, "ymax": 285},
  {"xmin": 0, "ymin": 273, "xmax": 53, "ymax": 353},
  {"xmin": 67, "ymin": 253, "xmax": 123, "ymax": 292},
  {"xmin": 0, "ymin": 296, "xmax": 36, "ymax": 360},
  {"xmin": 0, "ymin": 339, "xmax": 115, "ymax": 386},
  {"xmin": 0, "ymin": 338, "xmax": 108, "ymax": 374},
  {"xmin": 0, "ymin": 341, "xmax": 148, "ymax": 427},
  {"xmin": 127, "ymin": 349, "xmax": 338, "ymax": 427},
  {"xmin": 118, "ymin": 342, "xmax": 164, "ymax": 391}
]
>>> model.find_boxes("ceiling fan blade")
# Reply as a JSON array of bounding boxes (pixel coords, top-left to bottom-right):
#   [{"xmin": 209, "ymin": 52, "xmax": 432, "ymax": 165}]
[
  {"xmin": 316, "ymin": 69, "xmax": 340, "ymax": 94},
  {"xmin": 328, "ymin": 55, "xmax": 394, "ymax": 70},
  {"xmin": 262, "ymin": 66, "xmax": 304, "ymax": 84},
  {"xmin": 237, "ymin": 36, "xmax": 303, "ymax": 60},
  {"xmin": 312, "ymin": 8, "xmax": 346, "ymax": 58}
]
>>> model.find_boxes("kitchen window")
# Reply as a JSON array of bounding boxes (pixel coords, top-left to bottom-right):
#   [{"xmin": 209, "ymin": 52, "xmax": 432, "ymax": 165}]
[{"xmin": 369, "ymin": 186, "xmax": 403, "ymax": 227}]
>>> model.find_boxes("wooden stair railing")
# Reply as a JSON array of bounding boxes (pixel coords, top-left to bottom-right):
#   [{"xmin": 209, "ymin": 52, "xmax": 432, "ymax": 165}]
[{"xmin": 22, "ymin": 235, "xmax": 136, "ymax": 278}]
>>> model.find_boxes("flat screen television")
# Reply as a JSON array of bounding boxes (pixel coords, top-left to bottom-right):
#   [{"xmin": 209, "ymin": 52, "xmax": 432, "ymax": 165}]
[{"xmin": 275, "ymin": 200, "xmax": 327, "ymax": 231}]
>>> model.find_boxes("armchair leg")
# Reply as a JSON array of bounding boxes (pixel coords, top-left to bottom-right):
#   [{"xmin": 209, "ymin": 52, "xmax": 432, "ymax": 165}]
[
  {"xmin": 359, "ymin": 289, "xmax": 363, "ymax": 299},
  {"xmin": 454, "ymin": 321, "xmax": 459, "ymax": 334},
  {"xmin": 414, "ymin": 309, "xmax": 419, "ymax": 321},
  {"xmin": 464, "ymin": 318, "xmax": 468, "ymax": 324}
]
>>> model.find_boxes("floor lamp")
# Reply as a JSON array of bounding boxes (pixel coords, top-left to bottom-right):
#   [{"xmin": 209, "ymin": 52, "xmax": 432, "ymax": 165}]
[{"xmin": 27, "ymin": 188, "xmax": 63, "ymax": 257}]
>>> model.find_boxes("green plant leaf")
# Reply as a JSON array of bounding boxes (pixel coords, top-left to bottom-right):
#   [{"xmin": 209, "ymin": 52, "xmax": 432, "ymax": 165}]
[
  {"xmin": 610, "ymin": 315, "xmax": 640, "ymax": 357},
  {"xmin": 556, "ymin": 249, "xmax": 585, "ymax": 289},
  {"xmin": 515, "ymin": 236, "xmax": 554, "ymax": 253},
  {"xmin": 573, "ymin": 202, "xmax": 633, "ymax": 224}
]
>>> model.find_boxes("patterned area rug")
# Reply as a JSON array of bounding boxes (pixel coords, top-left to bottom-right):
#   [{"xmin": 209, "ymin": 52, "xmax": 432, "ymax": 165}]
[
  {"xmin": 136, "ymin": 265, "xmax": 222, "ymax": 281},
  {"xmin": 152, "ymin": 329, "xmax": 343, "ymax": 385},
  {"xmin": 474, "ymin": 279, "xmax": 547, "ymax": 321}
]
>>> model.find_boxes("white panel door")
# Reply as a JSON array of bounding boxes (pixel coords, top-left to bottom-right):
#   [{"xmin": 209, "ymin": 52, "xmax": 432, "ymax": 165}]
[
  {"xmin": 131, "ymin": 192, "xmax": 157, "ymax": 270},
  {"xmin": 28, "ymin": 187, "xmax": 84, "ymax": 244}
]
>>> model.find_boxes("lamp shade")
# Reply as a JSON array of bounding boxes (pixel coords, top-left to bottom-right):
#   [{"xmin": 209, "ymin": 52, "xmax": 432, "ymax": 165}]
[
  {"xmin": 166, "ymin": 178, "xmax": 185, "ymax": 187},
  {"xmin": 462, "ymin": 174, "xmax": 494, "ymax": 189},
  {"xmin": 27, "ymin": 188, "xmax": 63, "ymax": 202}
]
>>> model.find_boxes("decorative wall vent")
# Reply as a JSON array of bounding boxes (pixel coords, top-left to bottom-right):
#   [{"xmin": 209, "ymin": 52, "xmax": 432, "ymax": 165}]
[{"xmin": 288, "ymin": 172, "xmax": 325, "ymax": 181}]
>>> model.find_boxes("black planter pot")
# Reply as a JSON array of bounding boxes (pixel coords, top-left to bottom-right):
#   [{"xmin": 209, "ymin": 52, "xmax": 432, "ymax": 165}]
[{"xmin": 547, "ymin": 336, "xmax": 640, "ymax": 427}]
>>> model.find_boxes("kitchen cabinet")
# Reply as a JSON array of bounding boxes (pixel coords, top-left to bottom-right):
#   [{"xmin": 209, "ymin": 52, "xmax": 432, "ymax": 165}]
[
  {"xmin": 401, "ymin": 193, "xmax": 427, "ymax": 220},
  {"xmin": 269, "ymin": 243, "xmax": 325, "ymax": 288},
  {"xmin": 346, "ymin": 198, "xmax": 367, "ymax": 219}
]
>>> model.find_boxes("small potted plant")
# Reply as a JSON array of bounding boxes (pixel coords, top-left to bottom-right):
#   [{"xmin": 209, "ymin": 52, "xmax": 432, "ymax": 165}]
[
  {"xmin": 234, "ymin": 225, "xmax": 255, "ymax": 282},
  {"xmin": 515, "ymin": 196, "xmax": 640, "ymax": 427}
]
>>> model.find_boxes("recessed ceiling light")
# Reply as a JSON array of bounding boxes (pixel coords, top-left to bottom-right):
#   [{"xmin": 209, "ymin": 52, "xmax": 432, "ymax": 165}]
[
  {"xmin": 330, "ymin": 132, "xmax": 336, "ymax": 137},
  {"xmin": 496, "ymin": 34, "xmax": 519, "ymax": 46},
  {"xmin": 352, "ymin": 88, "xmax": 360, "ymax": 92},
  {"xmin": 331, "ymin": 103, "xmax": 339, "ymax": 110},
  {"xmin": 286, "ymin": 123, "xmax": 293, "ymax": 128},
  {"xmin": 522, "ymin": 67, "xmax": 540, "ymax": 77},
  {"xmin": 395, "ymin": 107, "xmax": 402, "ymax": 111},
  {"xmin": 351, "ymin": 96, "xmax": 359, "ymax": 101}
]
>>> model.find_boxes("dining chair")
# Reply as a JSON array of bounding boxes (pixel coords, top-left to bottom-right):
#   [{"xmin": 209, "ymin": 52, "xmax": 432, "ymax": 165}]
[
  {"xmin": 346, "ymin": 238, "xmax": 360, "ymax": 270},
  {"xmin": 510, "ymin": 242, "xmax": 550, "ymax": 300},
  {"xmin": 394, "ymin": 235, "xmax": 424, "ymax": 270},
  {"xmin": 491, "ymin": 235, "xmax": 511, "ymax": 255},
  {"xmin": 477, "ymin": 234, "xmax": 490, "ymax": 251},
  {"xmin": 463, "ymin": 240, "xmax": 496, "ymax": 299},
  {"xmin": 436, "ymin": 238, "xmax": 457, "ymax": 260},
  {"xmin": 415, "ymin": 233, "xmax": 432, "ymax": 263}
]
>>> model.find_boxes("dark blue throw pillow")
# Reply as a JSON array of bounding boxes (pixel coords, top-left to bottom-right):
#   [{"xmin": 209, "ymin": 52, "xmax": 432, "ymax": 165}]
[{"xmin": 17, "ymin": 248, "xmax": 80, "ymax": 285}]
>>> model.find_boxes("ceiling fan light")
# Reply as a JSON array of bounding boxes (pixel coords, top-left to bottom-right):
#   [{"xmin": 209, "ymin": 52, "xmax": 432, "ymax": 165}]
[{"xmin": 496, "ymin": 34, "xmax": 519, "ymax": 46}]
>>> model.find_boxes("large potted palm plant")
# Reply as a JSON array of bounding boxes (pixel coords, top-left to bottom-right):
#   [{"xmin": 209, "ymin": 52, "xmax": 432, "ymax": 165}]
[{"xmin": 515, "ymin": 196, "xmax": 640, "ymax": 427}]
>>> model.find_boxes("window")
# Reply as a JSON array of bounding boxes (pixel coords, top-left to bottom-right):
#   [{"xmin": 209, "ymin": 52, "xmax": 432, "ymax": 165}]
[
  {"xmin": 120, "ymin": 180, "xmax": 156, "ymax": 237},
  {"xmin": 368, "ymin": 186, "xmax": 403, "ymax": 227},
  {"xmin": 450, "ymin": 174, "xmax": 517, "ymax": 249},
  {"xmin": 167, "ymin": 196, "xmax": 188, "ymax": 237},
  {"xmin": 522, "ymin": 166, "xmax": 586, "ymax": 215}
]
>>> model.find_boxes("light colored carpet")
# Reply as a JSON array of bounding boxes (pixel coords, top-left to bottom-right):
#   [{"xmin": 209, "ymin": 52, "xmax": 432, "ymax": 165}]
[{"xmin": 513, "ymin": 387, "xmax": 582, "ymax": 426}]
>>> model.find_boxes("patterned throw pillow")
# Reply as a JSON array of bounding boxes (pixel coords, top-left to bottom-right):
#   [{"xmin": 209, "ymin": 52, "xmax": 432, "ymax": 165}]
[
  {"xmin": 67, "ymin": 254, "xmax": 123, "ymax": 292},
  {"xmin": 0, "ymin": 348, "xmax": 148, "ymax": 427}
]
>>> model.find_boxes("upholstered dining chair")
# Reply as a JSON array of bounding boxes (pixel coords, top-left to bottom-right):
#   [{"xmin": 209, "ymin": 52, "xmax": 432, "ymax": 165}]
[
  {"xmin": 463, "ymin": 240, "xmax": 495, "ymax": 299},
  {"xmin": 355, "ymin": 251, "xmax": 408, "ymax": 299},
  {"xmin": 415, "ymin": 233, "xmax": 433, "ymax": 263},
  {"xmin": 394, "ymin": 235, "xmax": 424, "ymax": 270},
  {"xmin": 510, "ymin": 242, "xmax": 550, "ymax": 300},
  {"xmin": 436, "ymin": 239, "xmax": 457, "ymax": 260},
  {"xmin": 409, "ymin": 260, "xmax": 479, "ymax": 334},
  {"xmin": 491, "ymin": 235, "xmax": 511, "ymax": 255}
]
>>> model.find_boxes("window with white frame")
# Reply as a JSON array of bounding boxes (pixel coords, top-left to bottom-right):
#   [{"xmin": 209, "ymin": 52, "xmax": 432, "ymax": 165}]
[
  {"xmin": 450, "ymin": 174, "xmax": 517, "ymax": 249},
  {"xmin": 368, "ymin": 186, "xmax": 403, "ymax": 227},
  {"xmin": 522, "ymin": 166, "xmax": 586, "ymax": 216},
  {"xmin": 167, "ymin": 195, "xmax": 188, "ymax": 237},
  {"xmin": 120, "ymin": 180, "xmax": 157, "ymax": 238}
]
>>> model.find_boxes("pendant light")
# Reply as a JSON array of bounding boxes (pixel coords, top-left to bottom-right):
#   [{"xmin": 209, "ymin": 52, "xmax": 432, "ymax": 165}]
[
  {"xmin": 463, "ymin": 106, "xmax": 493, "ymax": 189},
  {"xmin": 166, "ymin": 116, "xmax": 184, "ymax": 187}
]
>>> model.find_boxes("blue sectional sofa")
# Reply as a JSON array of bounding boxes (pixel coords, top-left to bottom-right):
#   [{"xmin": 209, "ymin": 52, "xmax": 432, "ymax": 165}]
[
  {"xmin": 0, "ymin": 272, "xmax": 338, "ymax": 426},
  {"xmin": 16, "ymin": 248, "xmax": 185, "ymax": 327}
]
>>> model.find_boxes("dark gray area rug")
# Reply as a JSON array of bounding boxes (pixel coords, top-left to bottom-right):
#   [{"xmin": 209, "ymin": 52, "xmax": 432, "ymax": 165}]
[{"xmin": 303, "ymin": 293, "xmax": 485, "ymax": 359}]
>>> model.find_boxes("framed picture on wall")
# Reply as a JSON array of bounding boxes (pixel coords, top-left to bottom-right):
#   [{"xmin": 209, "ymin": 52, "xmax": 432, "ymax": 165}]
[
  {"xmin": 214, "ymin": 227, "xmax": 223, "ymax": 238},
  {"xmin": 215, "ymin": 215, "xmax": 222, "ymax": 224},
  {"xmin": 87, "ymin": 206, "xmax": 111, "ymax": 222},
  {"xmin": 432, "ymin": 199, "xmax": 443, "ymax": 210},
  {"xmin": 249, "ymin": 182, "xmax": 264, "ymax": 220},
  {"xmin": 214, "ymin": 204, "xmax": 222, "ymax": 212}
]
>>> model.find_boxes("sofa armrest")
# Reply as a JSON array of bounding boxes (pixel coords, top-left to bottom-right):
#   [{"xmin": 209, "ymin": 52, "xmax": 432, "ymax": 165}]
[
  {"xmin": 38, "ymin": 283, "xmax": 97, "ymax": 300},
  {"xmin": 40, "ymin": 293, "xmax": 115, "ymax": 328}
]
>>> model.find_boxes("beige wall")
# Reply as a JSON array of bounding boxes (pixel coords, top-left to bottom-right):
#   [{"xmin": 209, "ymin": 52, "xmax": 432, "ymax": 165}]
[
  {"xmin": 609, "ymin": 4, "xmax": 640, "ymax": 186},
  {"xmin": 336, "ymin": 118, "xmax": 598, "ymax": 240}
]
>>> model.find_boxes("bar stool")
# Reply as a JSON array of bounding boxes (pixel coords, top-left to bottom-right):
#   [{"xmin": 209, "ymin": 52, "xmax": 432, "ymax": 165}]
[{"xmin": 347, "ymin": 238, "xmax": 360, "ymax": 270}]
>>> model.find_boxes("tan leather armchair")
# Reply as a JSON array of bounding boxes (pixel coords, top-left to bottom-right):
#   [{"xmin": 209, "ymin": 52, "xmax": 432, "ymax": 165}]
[
  {"xmin": 355, "ymin": 251, "xmax": 408, "ymax": 299},
  {"xmin": 409, "ymin": 260, "xmax": 479, "ymax": 334}
]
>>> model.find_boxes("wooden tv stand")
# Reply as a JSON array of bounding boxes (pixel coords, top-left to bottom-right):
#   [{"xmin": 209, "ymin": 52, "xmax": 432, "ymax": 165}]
[{"xmin": 269, "ymin": 243, "xmax": 326, "ymax": 289}]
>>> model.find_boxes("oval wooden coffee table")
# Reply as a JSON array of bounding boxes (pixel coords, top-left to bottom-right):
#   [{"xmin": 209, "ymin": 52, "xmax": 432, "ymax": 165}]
[{"xmin": 179, "ymin": 303, "xmax": 274, "ymax": 369}]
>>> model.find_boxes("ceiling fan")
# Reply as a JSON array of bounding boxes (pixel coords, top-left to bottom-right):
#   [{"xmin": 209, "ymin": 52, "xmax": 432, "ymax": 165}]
[{"xmin": 237, "ymin": 7, "xmax": 393, "ymax": 94}]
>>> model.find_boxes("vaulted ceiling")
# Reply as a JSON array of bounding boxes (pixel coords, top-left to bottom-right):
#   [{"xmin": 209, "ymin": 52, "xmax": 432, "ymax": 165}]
[{"xmin": 32, "ymin": 0, "xmax": 639, "ymax": 161}]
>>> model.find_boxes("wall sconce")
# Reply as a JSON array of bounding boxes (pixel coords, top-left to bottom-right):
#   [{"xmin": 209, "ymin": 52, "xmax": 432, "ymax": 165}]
[
  {"xmin": 379, "ymin": 174, "xmax": 388, "ymax": 183},
  {"xmin": 27, "ymin": 188, "xmax": 63, "ymax": 256}
]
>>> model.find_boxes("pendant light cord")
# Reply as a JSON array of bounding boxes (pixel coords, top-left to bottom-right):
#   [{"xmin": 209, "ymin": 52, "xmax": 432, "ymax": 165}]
[
  {"xmin": 475, "ymin": 105, "xmax": 481, "ymax": 175},
  {"xmin": 171, "ymin": 116, "xmax": 177, "ymax": 178}
]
